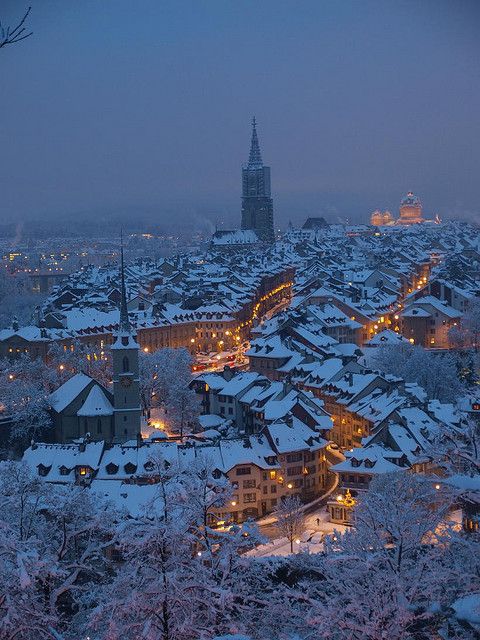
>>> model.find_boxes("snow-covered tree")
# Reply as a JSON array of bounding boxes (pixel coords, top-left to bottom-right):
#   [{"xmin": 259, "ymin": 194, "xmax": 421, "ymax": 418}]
[
  {"xmin": 274, "ymin": 495, "xmax": 305, "ymax": 553},
  {"xmin": 461, "ymin": 299, "xmax": 480, "ymax": 351},
  {"xmin": 89, "ymin": 454, "xmax": 263, "ymax": 640},
  {"xmin": 139, "ymin": 347, "xmax": 199, "ymax": 434},
  {"xmin": 48, "ymin": 339, "xmax": 112, "ymax": 389},
  {"xmin": 139, "ymin": 350, "xmax": 162, "ymax": 416},
  {"xmin": 89, "ymin": 456, "xmax": 219, "ymax": 639},
  {"xmin": 139, "ymin": 347, "xmax": 192, "ymax": 413},
  {"xmin": 0, "ymin": 356, "xmax": 54, "ymax": 449},
  {"xmin": 305, "ymin": 472, "xmax": 477, "ymax": 640},
  {"xmin": 429, "ymin": 418, "xmax": 480, "ymax": 477},
  {"xmin": 372, "ymin": 343, "xmax": 462, "ymax": 402},
  {"xmin": 0, "ymin": 461, "xmax": 117, "ymax": 639},
  {"xmin": 165, "ymin": 380, "xmax": 201, "ymax": 437}
]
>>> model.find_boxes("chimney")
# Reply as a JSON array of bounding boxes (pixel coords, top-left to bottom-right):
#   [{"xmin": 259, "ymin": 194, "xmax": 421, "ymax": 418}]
[
  {"xmin": 12, "ymin": 316, "xmax": 19, "ymax": 332},
  {"xmin": 348, "ymin": 372, "xmax": 354, "ymax": 387},
  {"xmin": 223, "ymin": 365, "xmax": 234, "ymax": 381}
]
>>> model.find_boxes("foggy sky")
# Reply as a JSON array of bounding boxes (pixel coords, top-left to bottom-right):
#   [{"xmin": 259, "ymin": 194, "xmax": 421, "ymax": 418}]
[{"xmin": 1, "ymin": 0, "xmax": 479, "ymax": 230}]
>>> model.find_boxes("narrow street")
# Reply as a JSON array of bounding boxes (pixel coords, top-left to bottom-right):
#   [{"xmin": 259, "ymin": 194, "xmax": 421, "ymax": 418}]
[{"xmin": 257, "ymin": 447, "xmax": 345, "ymax": 541}]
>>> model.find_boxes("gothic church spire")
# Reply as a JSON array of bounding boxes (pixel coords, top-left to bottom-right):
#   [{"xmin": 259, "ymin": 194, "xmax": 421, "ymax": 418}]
[
  {"xmin": 248, "ymin": 116, "xmax": 263, "ymax": 168},
  {"xmin": 119, "ymin": 231, "xmax": 131, "ymax": 335}
]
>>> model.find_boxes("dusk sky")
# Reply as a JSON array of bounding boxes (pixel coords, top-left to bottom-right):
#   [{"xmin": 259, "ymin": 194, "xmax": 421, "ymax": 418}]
[{"xmin": 1, "ymin": 0, "xmax": 479, "ymax": 230}]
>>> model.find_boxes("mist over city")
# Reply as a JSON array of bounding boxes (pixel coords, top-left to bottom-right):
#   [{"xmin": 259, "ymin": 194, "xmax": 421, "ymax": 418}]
[
  {"xmin": 1, "ymin": 2, "xmax": 480, "ymax": 640},
  {"xmin": 1, "ymin": 0, "xmax": 480, "ymax": 233}
]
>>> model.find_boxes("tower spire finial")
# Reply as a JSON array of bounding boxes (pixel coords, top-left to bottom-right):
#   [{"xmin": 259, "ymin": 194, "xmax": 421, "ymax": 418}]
[
  {"xmin": 119, "ymin": 230, "xmax": 131, "ymax": 333},
  {"xmin": 248, "ymin": 115, "xmax": 263, "ymax": 168}
]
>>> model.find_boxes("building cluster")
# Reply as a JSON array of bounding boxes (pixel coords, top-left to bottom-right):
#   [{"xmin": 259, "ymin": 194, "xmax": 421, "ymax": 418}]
[
  {"xmin": 3, "ymin": 218, "xmax": 479, "ymax": 363},
  {"xmin": 9, "ymin": 215, "xmax": 480, "ymax": 529},
  {"xmin": 243, "ymin": 324, "xmax": 466, "ymax": 524},
  {"xmin": 283, "ymin": 218, "xmax": 479, "ymax": 349},
  {"xmin": 24, "ymin": 368, "xmax": 332, "ymax": 525},
  {"xmin": 370, "ymin": 191, "xmax": 440, "ymax": 226},
  {"xmin": 0, "ymin": 249, "xmax": 294, "ymax": 361}
]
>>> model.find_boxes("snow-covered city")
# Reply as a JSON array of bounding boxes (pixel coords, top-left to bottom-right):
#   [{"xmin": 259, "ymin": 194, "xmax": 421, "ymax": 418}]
[{"xmin": 1, "ymin": 2, "xmax": 480, "ymax": 640}]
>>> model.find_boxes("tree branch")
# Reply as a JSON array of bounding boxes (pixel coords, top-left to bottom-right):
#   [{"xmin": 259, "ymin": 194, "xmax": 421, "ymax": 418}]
[{"xmin": 0, "ymin": 7, "xmax": 33, "ymax": 49}]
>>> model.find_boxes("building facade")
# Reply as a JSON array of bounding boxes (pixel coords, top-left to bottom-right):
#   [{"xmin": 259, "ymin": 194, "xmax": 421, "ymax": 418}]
[{"xmin": 397, "ymin": 192, "xmax": 424, "ymax": 225}]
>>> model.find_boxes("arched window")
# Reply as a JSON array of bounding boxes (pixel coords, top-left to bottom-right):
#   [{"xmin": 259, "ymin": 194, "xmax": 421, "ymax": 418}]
[
  {"xmin": 97, "ymin": 418, "xmax": 102, "ymax": 434},
  {"xmin": 122, "ymin": 356, "xmax": 129, "ymax": 372}
]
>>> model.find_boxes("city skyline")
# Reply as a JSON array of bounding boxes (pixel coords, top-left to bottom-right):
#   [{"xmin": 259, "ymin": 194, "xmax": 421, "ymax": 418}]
[{"xmin": 0, "ymin": 0, "xmax": 479, "ymax": 229}]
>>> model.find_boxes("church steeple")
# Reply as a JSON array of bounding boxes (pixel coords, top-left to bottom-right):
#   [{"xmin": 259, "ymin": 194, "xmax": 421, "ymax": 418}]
[
  {"xmin": 111, "ymin": 232, "xmax": 141, "ymax": 443},
  {"xmin": 119, "ymin": 231, "xmax": 131, "ymax": 334},
  {"xmin": 248, "ymin": 116, "xmax": 263, "ymax": 168}
]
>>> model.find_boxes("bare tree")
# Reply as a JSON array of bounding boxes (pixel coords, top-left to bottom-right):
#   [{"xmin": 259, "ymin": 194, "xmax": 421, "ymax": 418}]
[
  {"xmin": 274, "ymin": 495, "xmax": 305, "ymax": 553},
  {"xmin": 0, "ymin": 6, "xmax": 32, "ymax": 49}
]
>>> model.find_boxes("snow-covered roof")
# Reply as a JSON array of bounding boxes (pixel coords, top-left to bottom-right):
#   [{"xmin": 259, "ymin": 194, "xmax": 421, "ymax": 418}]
[
  {"xmin": 23, "ymin": 441, "xmax": 105, "ymax": 482},
  {"xmin": 49, "ymin": 373, "xmax": 93, "ymax": 412},
  {"xmin": 77, "ymin": 385, "xmax": 113, "ymax": 416},
  {"xmin": 366, "ymin": 329, "xmax": 409, "ymax": 345}
]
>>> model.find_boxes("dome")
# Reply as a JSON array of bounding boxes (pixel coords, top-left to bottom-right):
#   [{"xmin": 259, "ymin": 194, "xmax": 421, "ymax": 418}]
[
  {"xmin": 398, "ymin": 191, "xmax": 424, "ymax": 225},
  {"xmin": 370, "ymin": 210, "xmax": 384, "ymax": 226},
  {"xmin": 400, "ymin": 191, "xmax": 421, "ymax": 207},
  {"xmin": 382, "ymin": 211, "xmax": 394, "ymax": 224}
]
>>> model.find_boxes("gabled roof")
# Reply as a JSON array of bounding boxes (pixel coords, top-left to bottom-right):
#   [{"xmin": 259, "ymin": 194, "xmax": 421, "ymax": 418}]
[
  {"xmin": 49, "ymin": 373, "xmax": 93, "ymax": 412},
  {"xmin": 77, "ymin": 385, "xmax": 113, "ymax": 417}
]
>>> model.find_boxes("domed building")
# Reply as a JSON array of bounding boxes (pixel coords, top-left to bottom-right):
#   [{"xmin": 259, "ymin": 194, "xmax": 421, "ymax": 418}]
[
  {"xmin": 382, "ymin": 210, "xmax": 394, "ymax": 225},
  {"xmin": 370, "ymin": 209, "xmax": 394, "ymax": 226},
  {"xmin": 397, "ymin": 192, "xmax": 424, "ymax": 225},
  {"xmin": 370, "ymin": 209, "xmax": 384, "ymax": 226}
]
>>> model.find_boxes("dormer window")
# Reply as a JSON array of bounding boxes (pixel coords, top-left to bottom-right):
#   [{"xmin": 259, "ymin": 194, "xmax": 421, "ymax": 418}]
[
  {"xmin": 38, "ymin": 464, "xmax": 49, "ymax": 477},
  {"xmin": 351, "ymin": 458, "xmax": 360, "ymax": 468},
  {"xmin": 124, "ymin": 462, "xmax": 137, "ymax": 475},
  {"xmin": 364, "ymin": 459, "xmax": 374, "ymax": 469},
  {"xmin": 106, "ymin": 462, "xmax": 119, "ymax": 475},
  {"xmin": 144, "ymin": 461, "xmax": 154, "ymax": 472},
  {"xmin": 59, "ymin": 466, "xmax": 70, "ymax": 476},
  {"xmin": 78, "ymin": 466, "xmax": 89, "ymax": 477}
]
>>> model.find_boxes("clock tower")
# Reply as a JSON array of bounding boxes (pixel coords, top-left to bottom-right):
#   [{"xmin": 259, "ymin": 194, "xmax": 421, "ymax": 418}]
[{"xmin": 111, "ymin": 236, "xmax": 142, "ymax": 442}]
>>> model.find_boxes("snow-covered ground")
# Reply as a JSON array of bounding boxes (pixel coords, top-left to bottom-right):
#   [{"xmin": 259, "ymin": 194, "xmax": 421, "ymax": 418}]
[{"xmin": 248, "ymin": 507, "xmax": 348, "ymax": 557}]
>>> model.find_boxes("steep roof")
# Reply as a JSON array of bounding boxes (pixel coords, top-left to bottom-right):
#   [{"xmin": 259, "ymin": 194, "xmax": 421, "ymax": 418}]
[
  {"xmin": 77, "ymin": 385, "xmax": 113, "ymax": 416},
  {"xmin": 49, "ymin": 373, "xmax": 93, "ymax": 413}
]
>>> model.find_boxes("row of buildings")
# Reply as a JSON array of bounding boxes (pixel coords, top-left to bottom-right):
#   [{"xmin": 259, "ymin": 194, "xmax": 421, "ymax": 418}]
[
  {"xmin": 2, "ymin": 218, "xmax": 479, "ymax": 364},
  {"xmin": 0, "ymin": 252, "xmax": 294, "ymax": 361}
]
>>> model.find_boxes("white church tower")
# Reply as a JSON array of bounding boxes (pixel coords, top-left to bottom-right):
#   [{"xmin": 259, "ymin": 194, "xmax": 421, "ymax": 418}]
[{"xmin": 111, "ymin": 236, "xmax": 142, "ymax": 442}]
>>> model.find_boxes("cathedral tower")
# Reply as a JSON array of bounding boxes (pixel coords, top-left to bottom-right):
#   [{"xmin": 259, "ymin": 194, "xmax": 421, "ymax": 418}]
[
  {"xmin": 241, "ymin": 117, "xmax": 275, "ymax": 242},
  {"xmin": 111, "ymin": 236, "xmax": 141, "ymax": 442}
]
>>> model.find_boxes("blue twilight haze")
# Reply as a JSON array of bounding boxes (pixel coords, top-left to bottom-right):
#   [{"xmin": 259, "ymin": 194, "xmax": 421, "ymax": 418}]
[{"xmin": 0, "ymin": 0, "xmax": 479, "ymax": 229}]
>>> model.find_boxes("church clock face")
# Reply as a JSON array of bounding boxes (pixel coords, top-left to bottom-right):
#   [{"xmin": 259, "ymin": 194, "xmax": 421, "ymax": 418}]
[{"xmin": 120, "ymin": 375, "xmax": 133, "ymax": 388}]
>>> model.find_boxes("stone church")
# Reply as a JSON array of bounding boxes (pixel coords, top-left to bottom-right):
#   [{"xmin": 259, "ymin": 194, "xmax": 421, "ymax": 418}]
[{"xmin": 49, "ymin": 242, "xmax": 142, "ymax": 444}]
